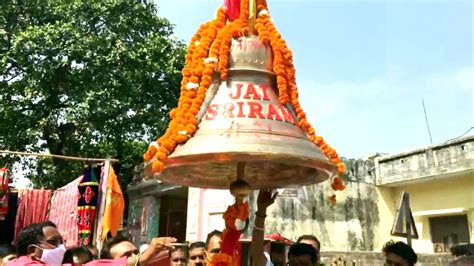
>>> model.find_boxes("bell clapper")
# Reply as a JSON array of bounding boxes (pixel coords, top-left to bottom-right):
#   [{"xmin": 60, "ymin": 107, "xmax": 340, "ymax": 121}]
[{"xmin": 229, "ymin": 179, "xmax": 251, "ymax": 205}]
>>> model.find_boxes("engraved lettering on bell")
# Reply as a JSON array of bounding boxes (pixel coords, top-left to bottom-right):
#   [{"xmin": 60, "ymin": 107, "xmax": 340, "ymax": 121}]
[{"xmin": 154, "ymin": 35, "xmax": 337, "ymax": 189}]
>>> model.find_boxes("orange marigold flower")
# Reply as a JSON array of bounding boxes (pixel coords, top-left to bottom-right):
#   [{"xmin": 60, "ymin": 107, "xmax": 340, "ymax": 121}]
[
  {"xmin": 143, "ymin": 152, "xmax": 152, "ymax": 162},
  {"xmin": 333, "ymin": 177, "xmax": 343, "ymax": 185},
  {"xmin": 173, "ymin": 134, "xmax": 189, "ymax": 144},
  {"xmin": 155, "ymin": 151, "xmax": 167, "ymax": 161},
  {"xmin": 152, "ymin": 160, "xmax": 165, "ymax": 172},
  {"xmin": 337, "ymin": 163, "xmax": 345, "ymax": 173},
  {"xmin": 162, "ymin": 140, "xmax": 175, "ymax": 151}
]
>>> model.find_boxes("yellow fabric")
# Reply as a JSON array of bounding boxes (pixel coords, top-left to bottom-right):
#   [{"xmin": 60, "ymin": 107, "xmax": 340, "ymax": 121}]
[
  {"xmin": 248, "ymin": 0, "xmax": 257, "ymax": 32},
  {"xmin": 249, "ymin": 0, "xmax": 257, "ymax": 19},
  {"xmin": 101, "ymin": 166, "xmax": 125, "ymax": 240}
]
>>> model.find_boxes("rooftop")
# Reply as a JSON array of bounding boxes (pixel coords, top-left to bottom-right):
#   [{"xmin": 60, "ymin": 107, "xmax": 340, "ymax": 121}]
[{"xmin": 375, "ymin": 135, "xmax": 474, "ymax": 186}]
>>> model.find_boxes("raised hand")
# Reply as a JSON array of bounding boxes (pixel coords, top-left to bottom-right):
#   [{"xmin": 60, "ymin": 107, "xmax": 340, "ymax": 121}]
[
  {"xmin": 150, "ymin": 237, "xmax": 177, "ymax": 249},
  {"xmin": 257, "ymin": 189, "xmax": 278, "ymax": 210}
]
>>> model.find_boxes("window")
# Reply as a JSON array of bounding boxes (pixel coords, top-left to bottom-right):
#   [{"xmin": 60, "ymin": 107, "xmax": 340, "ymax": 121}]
[{"xmin": 429, "ymin": 215, "xmax": 470, "ymax": 250}]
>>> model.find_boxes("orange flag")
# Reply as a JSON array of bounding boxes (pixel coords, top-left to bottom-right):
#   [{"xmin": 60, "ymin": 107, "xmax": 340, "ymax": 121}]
[{"xmin": 101, "ymin": 166, "xmax": 125, "ymax": 240}]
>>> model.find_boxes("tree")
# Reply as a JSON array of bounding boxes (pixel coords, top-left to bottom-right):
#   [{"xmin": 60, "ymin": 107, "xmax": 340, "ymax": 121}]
[{"xmin": 0, "ymin": 0, "xmax": 185, "ymax": 189}]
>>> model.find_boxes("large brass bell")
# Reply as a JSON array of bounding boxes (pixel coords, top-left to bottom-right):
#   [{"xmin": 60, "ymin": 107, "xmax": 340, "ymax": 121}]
[{"xmin": 154, "ymin": 36, "xmax": 336, "ymax": 189}]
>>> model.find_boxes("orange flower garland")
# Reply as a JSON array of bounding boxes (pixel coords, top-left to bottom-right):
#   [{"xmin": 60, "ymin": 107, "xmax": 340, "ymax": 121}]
[
  {"xmin": 254, "ymin": 1, "xmax": 346, "ymax": 190},
  {"xmin": 144, "ymin": 8, "xmax": 227, "ymax": 171},
  {"xmin": 223, "ymin": 202, "xmax": 250, "ymax": 230},
  {"xmin": 144, "ymin": 0, "xmax": 346, "ymax": 191},
  {"xmin": 209, "ymin": 202, "xmax": 249, "ymax": 266},
  {"xmin": 209, "ymin": 254, "xmax": 233, "ymax": 265}
]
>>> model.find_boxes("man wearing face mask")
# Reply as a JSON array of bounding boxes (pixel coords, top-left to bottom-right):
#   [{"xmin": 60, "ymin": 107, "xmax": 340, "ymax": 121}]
[{"xmin": 7, "ymin": 221, "xmax": 66, "ymax": 266}]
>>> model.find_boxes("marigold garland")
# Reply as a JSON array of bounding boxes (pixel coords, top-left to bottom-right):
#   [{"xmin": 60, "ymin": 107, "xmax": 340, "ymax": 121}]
[
  {"xmin": 210, "ymin": 202, "xmax": 249, "ymax": 266},
  {"xmin": 144, "ymin": 0, "xmax": 346, "ymax": 191},
  {"xmin": 209, "ymin": 254, "xmax": 233, "ymax": 265}
]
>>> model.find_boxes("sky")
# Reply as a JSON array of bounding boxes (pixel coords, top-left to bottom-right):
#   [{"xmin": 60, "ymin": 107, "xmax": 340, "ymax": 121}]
[{"xmin": 157, "ymin": 0, "xmax": 473, "ymax": 159}]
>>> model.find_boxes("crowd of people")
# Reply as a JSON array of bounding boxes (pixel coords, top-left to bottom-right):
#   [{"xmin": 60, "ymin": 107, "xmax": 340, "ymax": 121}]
[
  {"xmin": 0, "ymin": 220, "xmax": 418, "ymax": 266},
  {"xmin": 0, "ymin": 189, "xmax": 420, "ymax": 265}
]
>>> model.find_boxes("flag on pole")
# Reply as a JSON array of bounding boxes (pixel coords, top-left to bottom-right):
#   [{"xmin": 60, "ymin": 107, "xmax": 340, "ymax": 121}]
[{"xmin": 101, "ymin": 165, "xmax": 125, "ymax": 240}]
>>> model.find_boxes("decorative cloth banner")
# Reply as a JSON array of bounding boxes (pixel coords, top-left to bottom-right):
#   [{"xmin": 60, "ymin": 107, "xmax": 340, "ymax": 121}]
[
  {"xmin": 0, "ymin": 168, "xmax": 10, "ymax": 220},
  {"xmin": 14, "ymin": 189, "xmax": 52, "ymax": 241},
  {"xmin": 77, "ymin": 167, "xmax": 100, "ymax": 246},
  {"xmin": 48, "ymin": 176, "xmax": 82, "ymax": 247}
]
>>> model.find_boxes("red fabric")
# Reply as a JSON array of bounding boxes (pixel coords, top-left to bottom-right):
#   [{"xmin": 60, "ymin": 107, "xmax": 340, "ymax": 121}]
[
  {"xmin": 0, "ymin": 168, "xmax": 8, "ymax": 192},
  {"xmin": 264, "ymin": 233, "xmax": 294, "ymax": 245},
  {"xmin": 48, "ymin": 177, "xmax": 82, "ymax": 247},
  {"xmin": 0, "ymin": 168, "xmax": 9, "ymax": 218},
  {"xmin": 6, "ymin": 256, "xmax": 44, "ymax": 265},
  {"xmin": 234, "ymin": 241, "xmax": 242, "ymax": 266},
  {"xmin": 223, "ymin": 0, "xmax": 241, "ymax": 21},
  {"xmin": 14, "ymin": 189, "xmax": 52, "ymax": 241},
  {"xmin": 221, "ymin": 228, "xmax": 241, "ymax": 255}
]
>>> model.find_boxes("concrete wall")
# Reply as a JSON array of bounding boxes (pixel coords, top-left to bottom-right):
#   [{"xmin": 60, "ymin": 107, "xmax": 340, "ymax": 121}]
[
  {"xmin": 391, "ymin": 174, "xmax": 474, "ymax": 251},
  {"xmin": 320, "ymin": 251, "xmax": 452, "ymax": 266},
  {"xmin": 375, "ymin": 135, "xmax": 474, "ymax": 253},
  {"xmin": 376, "ymin": 135, "xmax": 474, "ymax": 185},
  {"xmin": 244, "ymin": 158, "xmax": 387, "ymax": 251}
]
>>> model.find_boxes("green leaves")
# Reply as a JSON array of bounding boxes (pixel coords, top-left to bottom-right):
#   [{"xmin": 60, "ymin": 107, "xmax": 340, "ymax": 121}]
[{"xmin": 1, "ymin": 0, "xmax": 185, "ymax": 189}]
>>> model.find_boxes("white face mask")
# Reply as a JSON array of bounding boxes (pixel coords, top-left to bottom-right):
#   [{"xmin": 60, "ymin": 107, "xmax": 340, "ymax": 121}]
[{"xmin": 34, "ymin": 244, "xmax": 66, "ymax": 266}]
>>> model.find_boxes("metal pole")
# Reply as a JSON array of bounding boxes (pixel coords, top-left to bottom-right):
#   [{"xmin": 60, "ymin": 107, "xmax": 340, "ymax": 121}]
[
  {"xmin": 236, "ymin": 162, "xmax": 246, "ymax": 180},
  {"xmin": 422, "ymin": 99, "xmax": 433, "ymax": 144},
  {"xmin": 405, "ymin": 193, "xmax": 412, "ymax": 246},
  {"xmin": 0, "ymin": 149, "xmax": 119, "ymax": 162}
]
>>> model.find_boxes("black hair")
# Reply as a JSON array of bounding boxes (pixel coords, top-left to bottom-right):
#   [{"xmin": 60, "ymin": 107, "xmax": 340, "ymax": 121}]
[
  {"xmin": 100, "ymin": 235, "xmax": 133, "ymax": 259},
  {"xmin": 0, "ymin": 244, "xmax": 15, "ymax": 258},
  {"xmin": 296, "ymin": 235, "xmax": 321, "ymax": 250},
  {"xmin": 450, "ymin": 244, "xmax": 474, "ymax": 257},
  {"xmin": 86, "ymin": 245, "xmax": 99, "ymax": 259},
  {"xmin": 382, "ymin": 240, "xmax": 417, "ymax": 265},
  {"xmin": 16, "ymin": 221, "xmax": 57, "ymax": 256},
  {"xmin": 189, "ymin": 241, "xmax": 206, "ymax": 251},
  {"xmin": 63, "ymin": 249, "xmax": 74, "ymax": 264},
  {"xmin": 270, "ymin": 242, "xmax": 286, "ymax": 253},
  {"xmin": 205, "ymin": 230, "xmax": 222, "ymax": 246},
  {"xmin": 62, "ymin": 246, "xmax": 94, "ymax": 264},
  {"xmin": 169, "ymin": 245, "xmax": 189, "ymax": 258},
  {"xmin": 288, "ymin": 243, "xmax": 317, "ymax": 264}
]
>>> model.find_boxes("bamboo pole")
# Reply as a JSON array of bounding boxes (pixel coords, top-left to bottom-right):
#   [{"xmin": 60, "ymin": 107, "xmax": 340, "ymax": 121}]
[{"xmin": 0, "ymin": 150, "xmax": 119, "ymax": 162}]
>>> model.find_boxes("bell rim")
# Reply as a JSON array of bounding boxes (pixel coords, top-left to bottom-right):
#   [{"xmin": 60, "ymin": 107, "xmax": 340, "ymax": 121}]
[{"xmin": 145, "ymin": 151, "xmax": 336, "ymax": 189}]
